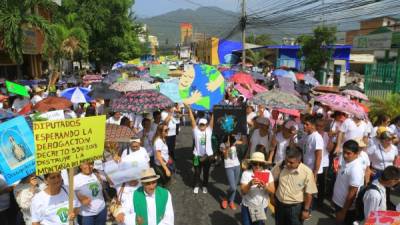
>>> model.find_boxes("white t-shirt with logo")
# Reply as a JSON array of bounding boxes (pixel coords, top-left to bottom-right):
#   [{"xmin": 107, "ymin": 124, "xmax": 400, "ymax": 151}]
[
  {"xmin": 154, "ymin": 138, "xmax": 170, "ymax": 166},
  {"xmin": 220, "ymin": 143, "xmax": 240, "ymax": 168},
  {"xmin": 301, "ymin": 131, "xmax": 324, "ymax": 174},
  {"xmin": 31, "ymin": 187, "xmax": 80, "ymax": 225},
  {"xmin": 367, "ymin": 142, "xmax": 398, "ymax": 171},
  {"xmin": 193, "ymin": 127, "xmax": 213, "ymax": 156},
  {"xmin": 339, "ymin": 118, "xmax": 368, "ymax": 142},
  {"xmin": 249, "ymin": 129, "xmax": 270, "ymax": 156},
  {"xmin": 121, "ymin": 147, "xmax": 150, "ymax": 164},
  {"xmin": 240, "ymin": 169, "xmax": 274, "ymax": 207},
  {"xmin": 332, "ymin": 159, "xmax": 364, "ymax": 208},
  {"xmin": 74, "ymin": 173, "xmax": 105, "ymax": 216}
]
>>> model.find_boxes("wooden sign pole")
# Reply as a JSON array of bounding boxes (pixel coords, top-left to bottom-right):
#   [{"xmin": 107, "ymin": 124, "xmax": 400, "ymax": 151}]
[{"xmin": 68, "ymin": 167, "xmax": 74, "ymax": 225}]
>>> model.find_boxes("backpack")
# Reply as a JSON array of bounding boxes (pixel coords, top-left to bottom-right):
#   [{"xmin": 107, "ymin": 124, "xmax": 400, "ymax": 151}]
[{"xmin": 355, "ymin": 184, "xmax": 382, "ymax": 221}]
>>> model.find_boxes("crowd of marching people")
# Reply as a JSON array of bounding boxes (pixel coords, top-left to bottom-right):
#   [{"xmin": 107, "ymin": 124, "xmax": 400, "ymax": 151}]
[{"xmin": 0, "ymin": 73, "xmax": 400, "ymax": 225}]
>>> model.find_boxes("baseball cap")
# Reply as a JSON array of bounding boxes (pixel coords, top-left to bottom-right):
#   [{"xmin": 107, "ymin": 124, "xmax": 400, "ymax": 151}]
[{"xmin": 198, "ymin": 118, "xmax": 208, "ymax": 125}]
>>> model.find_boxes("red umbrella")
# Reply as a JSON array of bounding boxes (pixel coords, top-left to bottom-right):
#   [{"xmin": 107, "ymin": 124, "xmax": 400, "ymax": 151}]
[
  {"xmin": 230, "ymin": 72, "xmax": 255, "ymax": 84},
  {"xmin": 277, "ymin": 108, "xmax": 300, "ymax": 117},
  {"xmin": 353, "ymin": 100, "xmax": 369, "ymax": 113},
  {"xmin": 295, "ymin": 73, "xmax": 305, "ymax": 80},
  {"xmin": 33, "ymin": 97, "xmax": 72, "ymax": 113}
]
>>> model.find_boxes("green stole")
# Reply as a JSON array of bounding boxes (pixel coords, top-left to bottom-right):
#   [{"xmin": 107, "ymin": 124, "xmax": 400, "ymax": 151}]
[{"xmin": 133, "ymin": 186, "xmax": 169, "ymax": 225}]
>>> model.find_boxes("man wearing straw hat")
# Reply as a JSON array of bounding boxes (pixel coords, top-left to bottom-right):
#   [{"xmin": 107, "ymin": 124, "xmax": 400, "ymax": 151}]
[{"xmin": 133, "ymin": 168, "xmax": 174, "ymax": 225}]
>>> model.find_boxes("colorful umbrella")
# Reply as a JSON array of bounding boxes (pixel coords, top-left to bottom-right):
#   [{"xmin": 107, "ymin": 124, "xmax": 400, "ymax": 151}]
[
  {"xmin": 83, "ymin": 75, "xmax": 103, "ymax": 83},
  {"xmin": 111, "ymin": 90, "xmax": 174, "ymax": 113},
  {"xmin": 112, "ymin": 61, "xmax": 126, "ymax": 70},
  {"xmin": 251, "ymin": 72, "xmax": 267, "ymax": 82},
  {"xmin": 354, "ymin": 101, "xmax": 369, "ymax": 113},
  {"xmin": 315, "ymin": 94, "xmax": 366, "ymax": 118},
  {"xmin": 339, "ymin": 84, "xmax": 364, "ymax": 93},
  {"xmin": 110, "ymin": 80, "xmax": 155, "ymax": 92},
  {"xmin": 341, "ymin": 89, "xmax": 369, "ymax": 101},
  {"xmin": 272, "ymin": 69, "xmax": 289, "ymax": 76},
  {"xmin": 60, "ymin": 87, "xmax": 92, "ymax": 103},
  {"xmin": 286, "ymin": 71, "xmax": 298, "ymax": 83},
  {"xmin": 106, "ymin": 124, "xmax": 136, "ymax": 142},
  {"xmin": 33, "ymin": 97, "xmax": 72, "ymax": 113},
  {"xmin": 304, "ymin": 74, "xmax": 320, "ymax": 86},
  {"xmin": 230, "ymin": 72, "xmax": 255, "ymax": 84},
  {"xmin": 103, "ymin": 72, "xmax": 122, "ymax": 85},
  {"xmin": 89, "ymin": 83, "xmax": 122, "ymax": 99},
  {"xmin": 252, "ymin": 89, "xmax": 306, "ymax": 110},
  {"xmin": 295, "ymin": 73, "xmax": 305, "ymax": 80},
  {"xmin": 277, "ymin": 108, "xmax": 300, "ymax": 117},
  {"xmin": 312, "ymin": 85, "xmax": 340, "ymax": 94}
]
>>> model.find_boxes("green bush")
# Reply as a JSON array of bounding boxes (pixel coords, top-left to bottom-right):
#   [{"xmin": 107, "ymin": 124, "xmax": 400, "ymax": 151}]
[{"xmin": 369, "ymin": 93, "xmax": 400, "ymax": 122}]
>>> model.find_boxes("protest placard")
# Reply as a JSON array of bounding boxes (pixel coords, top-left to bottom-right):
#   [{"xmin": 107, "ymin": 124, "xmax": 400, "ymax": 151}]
[
  {"xmin": 40, "ymin": 110, "xmax": 65, "ymax": 121},
  {"xmin": 33, "ymin": 115, "xmax": 106, "ymax": 175},
  {"xmin": 159, "ymin": 82, "xmax": 182, "ymax": 103},
  {"xmin": 103, "ymin": 153, "xmax": 149, "ymax": 185},
  {"xmin": 213, "ymin": 105, "xmax": 246, "ymax": 136},
  {"xmin": 365, "ymin": 211, "xmax": 400, "ymax": 225},
  {"xmin": 0, "ymin": 116, "xmax": 35, "ymax": 185},
  {"xmin": 150, "ymin": 64, "xmax": 169, "ymax": 79},
  {"xmin": 5, "ymin": 80, "xmax": 30, "ymax": 97}
]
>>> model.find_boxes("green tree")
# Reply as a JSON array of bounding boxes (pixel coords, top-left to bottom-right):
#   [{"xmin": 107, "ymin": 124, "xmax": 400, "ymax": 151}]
[
  {"xmin": 55, "ymin": 0, "xmax": 148, "ymax": 69},
  {"xmin": 0, "ymin": 0, "xmax": 54, "ymax": 65},
  {"xmin": 246, "ymin": 33, "xmax": 276, "ymax": 46},
  {"xmin": 297, "ymin": 26, "xmax": 337, "ymax": 73},
  {"xmin": 245, "ymin": 49, "xmax": 272, "ymax": 67}
]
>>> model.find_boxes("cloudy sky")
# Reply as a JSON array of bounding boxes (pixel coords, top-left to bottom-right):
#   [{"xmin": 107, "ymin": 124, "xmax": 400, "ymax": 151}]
[{"xmin": 134, "ymin": 0, "xmax": 261, "ymax": 18}]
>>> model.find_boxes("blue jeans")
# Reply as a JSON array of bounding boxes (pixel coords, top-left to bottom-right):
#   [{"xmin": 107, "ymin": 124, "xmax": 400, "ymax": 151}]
[
  {"xmin": 78, "ymin": 207, "xmax": 107, "ymax": 225},
  {"xmin": 225, "ymin": 166, "xmax": 240, "ymax": 202},
  {"xmin": 241, "ymin": 204, "xmax": 267, "ymax": 225}
]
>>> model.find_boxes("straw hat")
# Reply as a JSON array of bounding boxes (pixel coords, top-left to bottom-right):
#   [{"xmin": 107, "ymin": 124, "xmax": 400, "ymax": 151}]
[
  {"xmin": 33, "ymin": 86, "xmax": 44, "ymax": 93},
  {"xmin": 140, "ymin": 168, "xmax": 160, "ymax": 183},
  {"xmin": 243, "ymin": 152, "xmax": 271, "ymax": 168},
  {"xmin": 354, "ymin": 137, "xmax": 367, "ymax": 148}
]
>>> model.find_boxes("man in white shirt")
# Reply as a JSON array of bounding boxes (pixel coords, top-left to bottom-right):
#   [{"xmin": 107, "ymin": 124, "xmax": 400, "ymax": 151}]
[
  {"xmin": 333, "ymin": 140, "xmax": 364, "ymax": 225},
  {"xmin": 300, "ymin": 115, "xmax": 324, "ymax": 180},
  {"xmin": 362, "ymin": 166, "xmax": 400, "ymax": 221},
  {"xmin": 256, "ymin": 104, "xmax": 271, "ymax": 119},
  {"xmin": 132, "ymin": 168, "xmax": 174, "ymax": 225}
]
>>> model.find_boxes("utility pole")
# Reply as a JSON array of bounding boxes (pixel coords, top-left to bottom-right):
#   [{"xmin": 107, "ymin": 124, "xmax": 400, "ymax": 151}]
[{"xmin": 241, "ymin": 0, "xmax": 246, "ymax": 70}]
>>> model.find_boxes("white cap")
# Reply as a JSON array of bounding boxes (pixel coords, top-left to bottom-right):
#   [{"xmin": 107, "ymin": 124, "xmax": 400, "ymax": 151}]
[
  {"xmin": 129, "ymin": 138, "xmax": 141, "ymax": 143},
  {"xmin": 198, "ymin": 118, "xmax": 208, "ymax": 125}
]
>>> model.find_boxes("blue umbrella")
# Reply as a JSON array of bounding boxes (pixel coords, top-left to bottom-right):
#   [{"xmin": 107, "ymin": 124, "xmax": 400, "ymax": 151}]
[
  {"xmin": 61, "ymin": 87, "xmax": 92, "ymax": 104},
  {"xmin": 304, "ymin": 74, "xmax": 319, "ymax": 86},
  {"xmin": 272, "ymin": 69, "xmax": 289, "ymax": 76},
  {"xmin": 112, "ymin": 61, "xmax": 126, "ymax": 71}
]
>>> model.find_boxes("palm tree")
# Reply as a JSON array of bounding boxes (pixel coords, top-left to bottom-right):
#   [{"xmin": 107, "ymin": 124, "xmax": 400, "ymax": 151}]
[
  {"xmin": 245, "ymin": 49, "xmax": 273, "ymax": 68},
  {"xmin": 0, "ymin": 0, "xmax": 54, "ymax": 76}
]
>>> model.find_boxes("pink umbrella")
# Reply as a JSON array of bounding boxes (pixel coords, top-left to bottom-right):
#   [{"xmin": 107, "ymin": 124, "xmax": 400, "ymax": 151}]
[
  {"xmin": 315, "ymin": 94, "xmax": 366, "ymax": 118},
  {"xmin": 341, "ymin": 89, "xmax": 369, "ymax": 101}
]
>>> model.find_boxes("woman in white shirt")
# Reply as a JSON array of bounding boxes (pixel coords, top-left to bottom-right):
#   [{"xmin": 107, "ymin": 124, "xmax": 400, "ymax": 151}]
[
  {"xmin": 220, "ymin": 135, "xmax": 241, "ymax": 210},
  {"xmin": 367, "ymin": 130, "xmax": 399, "ymax": 180},
  {"xmin": 74, "ymin": 162, "xmax": 107, "ymax": 225},
  {"xmin": 267, "ymin": 120, "xmax": 298, "ymax": 163},
  {"xmin": 31, "ymin": 172, "xmax": 80, "ymax": 225},
  {"xmin": 240, "ymin": 152, "xmax": 275, "ymax": 225},
  {"xmin": 152, "ymin": 124, "xmax": 172, "ymax": 186},
  {"xmin": 14, "ymin": 174, "xmax": 45, "ymax": 225},
  {"xmin": 335, "ymin": 116, "xmax": 368, "ymax": 154},
  {"xmin": 186, "ymin": 104, "xmax": 214, "ymax": 194}
]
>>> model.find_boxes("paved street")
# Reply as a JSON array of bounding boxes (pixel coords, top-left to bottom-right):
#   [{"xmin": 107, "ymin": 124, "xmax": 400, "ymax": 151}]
[{"xmin": 170, "ymin": 125, "xmax": 340, "ymax": 225}]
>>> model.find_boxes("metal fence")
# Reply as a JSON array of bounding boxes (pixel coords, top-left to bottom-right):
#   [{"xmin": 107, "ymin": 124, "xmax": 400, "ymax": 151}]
[{"xmin": 364, "ymin": 63, "xmax": 400, "ymax": 98}]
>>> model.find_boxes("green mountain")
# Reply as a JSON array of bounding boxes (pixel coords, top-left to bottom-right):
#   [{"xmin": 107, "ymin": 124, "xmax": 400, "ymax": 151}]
[{"xmin": 138, "ymin": 7, "xmax": 241, "ymax": 48}]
